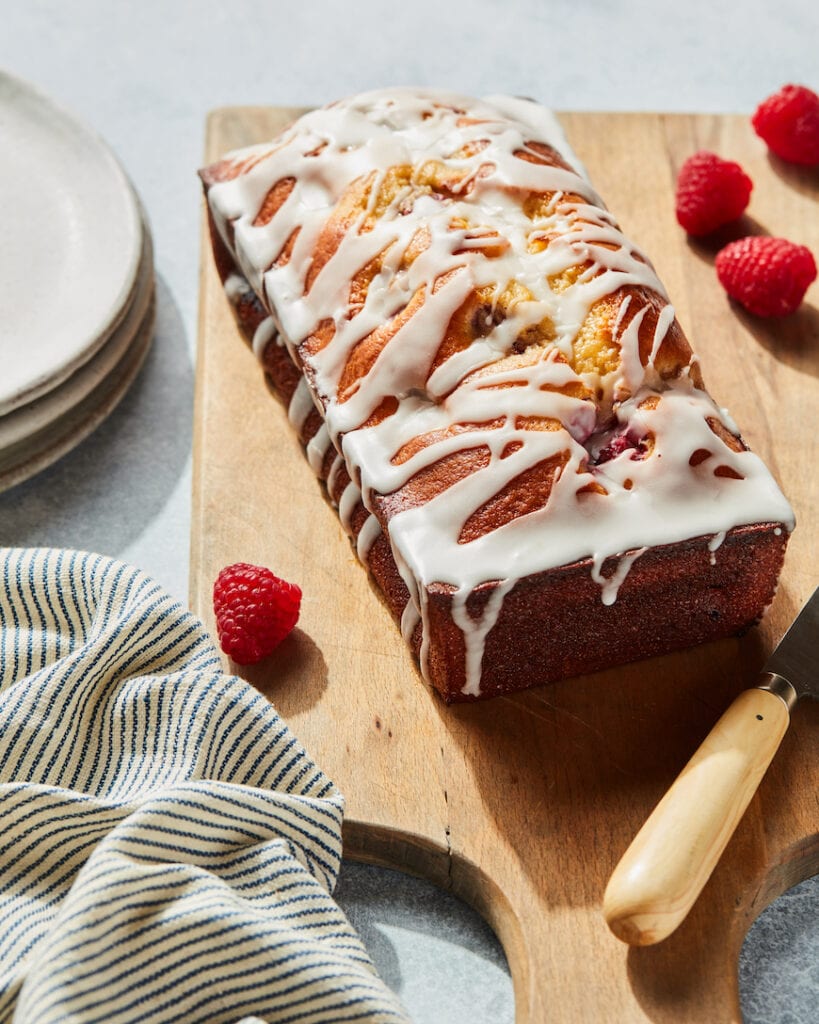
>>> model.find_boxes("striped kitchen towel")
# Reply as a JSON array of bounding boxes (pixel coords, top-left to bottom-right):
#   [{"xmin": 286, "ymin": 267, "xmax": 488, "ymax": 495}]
[{"xmin": 0, "ymin": 548, "xmax": 409, "ymax": 1024}]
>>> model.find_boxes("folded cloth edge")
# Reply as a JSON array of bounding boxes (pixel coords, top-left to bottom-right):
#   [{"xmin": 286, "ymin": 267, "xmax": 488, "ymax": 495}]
[{"xmin": 0, "ymin": 547, "xmax": 409, "ymax": 1024}]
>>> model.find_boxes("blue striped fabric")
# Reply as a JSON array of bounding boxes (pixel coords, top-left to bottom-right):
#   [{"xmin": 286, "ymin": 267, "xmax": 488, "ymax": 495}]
[{"xmin": 0, "ymin": 548, "xmax": 409, "ymax": 1024}]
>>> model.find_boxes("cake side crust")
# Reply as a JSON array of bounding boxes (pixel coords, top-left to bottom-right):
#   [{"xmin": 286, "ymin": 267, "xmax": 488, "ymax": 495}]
[{"xmin": 421, "ymin": 523, "xmax": 786, "ymax": 702}]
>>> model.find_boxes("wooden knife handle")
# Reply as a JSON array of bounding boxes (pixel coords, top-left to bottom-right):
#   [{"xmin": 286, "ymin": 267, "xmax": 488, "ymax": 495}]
[{"xmin": 603, "ymin": 687, "xmax": 790, "ymax": 945}]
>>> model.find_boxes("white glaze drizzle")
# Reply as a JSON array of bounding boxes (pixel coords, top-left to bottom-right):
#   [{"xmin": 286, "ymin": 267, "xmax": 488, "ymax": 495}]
[
  {"xmin": 223, "ymin": 272, "xmax": 250, "ymax": 302},
  {"xmin": 207, "ymin": 88, "xmax": 794, "ymax": 695},
  {"xmin": 326, "ymin": 453, "xmax": 345, "ymax": 498},
  {"xmin": 453, "ymin": 578, "xmax": 516, "ymax": 697},
  {"xmin": 287, "ymin": 376, "xmax": 314, "ymax": 432},
  {"xmin": 356, "ymin": 513, "xmax": 381, "ymax": 564},
  {"xmin": 251, "ymin": 315, "xmax": 277, "ymax": 359},
  {"xmin": 305, "ymin": 423, "xmax": 331, "ymax": 475},
  {"xmin": 708, "ymin": 530, "xmax": 727, "ymax": 566},
  {"xmin": 338, "ymin": 480, "xmax": 361, "ymax": 533},
  {"xmin": 401, "ymin": 598, "xmax": 421, "ymax": 645},
  {"xmin": 591, "ymin": 547, "xmax": 648, "ymax": 607}
]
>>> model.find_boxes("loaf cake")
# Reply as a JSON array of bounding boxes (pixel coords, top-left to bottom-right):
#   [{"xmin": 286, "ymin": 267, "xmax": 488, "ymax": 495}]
[{"xmin": 200, "ymin": 88, "xmax": 794, "ymax": 703}]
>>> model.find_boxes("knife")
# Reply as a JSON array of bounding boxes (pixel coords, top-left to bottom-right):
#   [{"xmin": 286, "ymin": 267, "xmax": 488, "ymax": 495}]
[{"xmin": 603, "ymin": 586, "xmax": 819, "ymax": 946}]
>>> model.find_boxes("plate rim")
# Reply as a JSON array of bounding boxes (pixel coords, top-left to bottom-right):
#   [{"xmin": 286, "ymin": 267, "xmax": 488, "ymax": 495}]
[
  {"xmin": 0, "ymin": 283, "xmax": 156, "ymax": 494},
  {"xmin": 0, "ymin": 221, "xmax": 154, "ymax": 451}
]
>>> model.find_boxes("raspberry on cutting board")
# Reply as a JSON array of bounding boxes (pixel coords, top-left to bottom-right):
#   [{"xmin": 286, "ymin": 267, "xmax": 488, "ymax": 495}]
[
  {"xmin": 675, "ymin": 151, "xmax": 753, "ymax": 236},
  {"xmin": 213, "ymin": 562, "xmax": 302, "ymax": 664},
  {"xmin": 752, "ymin": 84, "xmax": 819, "ymax": 166},
  {"xmin": 715, "ymin": 236, "xmax": 817, "ymax": 317}
]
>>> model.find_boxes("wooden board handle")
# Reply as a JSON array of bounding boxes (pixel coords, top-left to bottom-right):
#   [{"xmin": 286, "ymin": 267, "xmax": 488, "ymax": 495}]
[{"xmin": 603, "ymin": 687, "xmax": 790, "ymax": 945}]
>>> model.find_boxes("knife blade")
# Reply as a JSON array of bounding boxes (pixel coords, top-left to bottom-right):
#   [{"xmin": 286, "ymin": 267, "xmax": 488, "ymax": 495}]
[
  {"xmin": 603, "ymin": 587, "xmax": 819, "ymax": 946},
  {"xmin": 759, "ymin": 588, "xmax": 819, "ymax": 708}
]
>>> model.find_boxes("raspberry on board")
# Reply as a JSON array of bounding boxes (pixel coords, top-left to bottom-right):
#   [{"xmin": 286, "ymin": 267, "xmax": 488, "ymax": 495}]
[
  {"xmin": 715, "ymin": 236, "xmax": 817, "ymax": 318},
  {"xmin": 213, "ymin": 562, "xmax": 302, "ymax": 664},
  {"xmin": 675, "ymin": 151, "xmax": 753, "ymax": 236},
  {"xmin": 752, "ymin": 84, "xmax": 819, "ymax": 166}
]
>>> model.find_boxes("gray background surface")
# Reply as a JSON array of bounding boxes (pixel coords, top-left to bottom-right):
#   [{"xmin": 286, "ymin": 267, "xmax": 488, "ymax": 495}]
[{"xmin": 1, "ymin": 2, "xmax": 817, "ymax": 1020}]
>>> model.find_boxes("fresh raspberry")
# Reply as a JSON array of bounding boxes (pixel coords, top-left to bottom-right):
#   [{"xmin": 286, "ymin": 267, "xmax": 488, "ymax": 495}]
[
  {"xmin": 213, "ymin": 562, "xmax": 302, "ymax": 664},
  {"xmin": 715, "ymin": 236, "xmax": 817, "ymax": 317},
  {"xmin": 596, "ymin": 431, "xmax": 648, "ymax": 464},
  {"xmin": 675, "ymin": 151, "xmax": 753, "ymax": 236},
  {"xmin": 752, "ymin": 84, "xmax": 819, "ymax": 166}
]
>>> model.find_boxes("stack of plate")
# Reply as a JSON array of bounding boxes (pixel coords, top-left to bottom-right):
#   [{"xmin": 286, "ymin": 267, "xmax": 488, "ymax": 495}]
[{"xmin": 0, "ymin": 71, "xmax": 155, "ymax": 493}]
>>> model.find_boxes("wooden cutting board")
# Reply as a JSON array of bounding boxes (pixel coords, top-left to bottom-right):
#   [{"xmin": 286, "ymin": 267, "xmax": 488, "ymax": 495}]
[{"xmin": 191, "ymin": 108, "xmax": 819, "ymax": 1023}]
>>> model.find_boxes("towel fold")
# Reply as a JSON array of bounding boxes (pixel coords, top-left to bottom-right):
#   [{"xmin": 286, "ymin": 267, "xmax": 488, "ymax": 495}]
[{"xmin": 0, "ymin": 548, "xmax": 408, "ymax": 1024}]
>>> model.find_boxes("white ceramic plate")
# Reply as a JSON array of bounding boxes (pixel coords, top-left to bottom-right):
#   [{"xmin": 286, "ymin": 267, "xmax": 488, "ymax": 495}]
[
  {"xmin": 0, "ymin": 225, "xmax": 154, "ymax": 452},
  {"xmin": 0, "ymin": 274, "xmax": 156, "ymax": 494},
  {"xmin": 0, "ymin": 70, "xmax": 143, "ymax": 415}
]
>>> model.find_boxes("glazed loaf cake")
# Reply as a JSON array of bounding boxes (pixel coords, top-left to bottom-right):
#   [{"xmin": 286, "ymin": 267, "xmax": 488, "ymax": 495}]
[{"xmin": 200, "ymin": 88, "xmax": 794, "ymax": 702}]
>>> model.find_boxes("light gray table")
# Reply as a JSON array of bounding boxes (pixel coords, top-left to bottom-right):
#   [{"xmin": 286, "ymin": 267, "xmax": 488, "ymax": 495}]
[{"xmin": 1, "ymin": 2, "xmax": 816, "ymax": 1020}]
